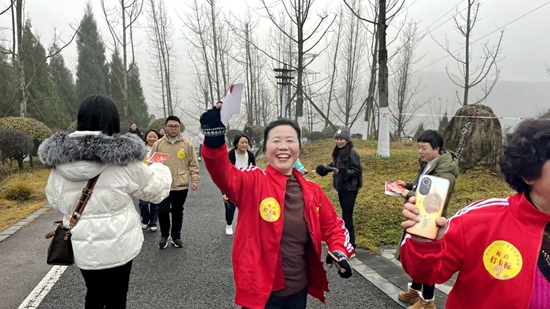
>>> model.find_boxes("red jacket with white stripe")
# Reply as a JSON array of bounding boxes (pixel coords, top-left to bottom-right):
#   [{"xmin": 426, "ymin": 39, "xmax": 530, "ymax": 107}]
[
  {"xmin": 400, "ymin": 193, "xmax": 550, "ymax": 308},
  {"xmin": 203, "ymin": 145, "xmax": 354, "ymax": 309}
]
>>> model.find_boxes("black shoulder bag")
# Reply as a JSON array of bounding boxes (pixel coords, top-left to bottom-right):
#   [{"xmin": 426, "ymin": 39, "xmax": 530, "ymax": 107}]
[{"xmin": 45, "ymin": 175, "xmax": 100, "ymax": 266}]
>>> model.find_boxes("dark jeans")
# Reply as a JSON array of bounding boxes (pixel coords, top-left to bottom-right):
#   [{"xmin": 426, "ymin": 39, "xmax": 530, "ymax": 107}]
[
  {"xmin": 411, "ymin": 281, "xmax": 435, "ymax": 299},
  {"xmin": 338, "ymin": 190, "xmax": 358, "ymax": 249},
  {"xmin": 225, "ymin": 200, "xmax": 237, "ymax": 225},
  {"xmin": 198, "ymin": 144, "xmax": 202, "ymax": 158},
  {"xmin": 154, "ymin": 189, "xmax": 188, "ymax": 239},
  {"xmin": 139, "ymin": 199, "xmax": 158, "ymax": 227},
  {"xmin": 242, "ymin": 288, "xmax": 307, "ymax": 309},
  {"xmin": 80, "ymin": 260, "xmax": 133, "ymax": 309}
]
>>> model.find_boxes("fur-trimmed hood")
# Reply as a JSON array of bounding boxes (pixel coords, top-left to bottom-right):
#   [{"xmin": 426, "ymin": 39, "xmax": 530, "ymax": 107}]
[{"xmin": 39, "ymin": 131, "xmax": 147, "ymax": 169}]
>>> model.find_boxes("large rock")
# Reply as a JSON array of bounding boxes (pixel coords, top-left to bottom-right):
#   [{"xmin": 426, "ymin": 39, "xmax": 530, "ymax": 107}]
[{"xmin": 443, "ymin": 105, "xmax": 502, "ymax": 171}]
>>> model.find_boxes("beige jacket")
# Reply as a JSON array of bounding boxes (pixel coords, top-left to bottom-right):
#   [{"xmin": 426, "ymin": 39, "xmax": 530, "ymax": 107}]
[{"xmin": 150, "ymin": 134, "xmax": 200, "ymax": 190}]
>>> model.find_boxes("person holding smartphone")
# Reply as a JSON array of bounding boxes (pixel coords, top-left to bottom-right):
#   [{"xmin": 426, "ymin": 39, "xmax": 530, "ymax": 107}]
[
  {"xmin": 400, "ymin": 118, "xmax": 550, "ymax": 308},
  {"xmin": 315, "ymin": 126, "xmax": 364, "ymax": 252},
  {"xmin": 395, "ymin": 130, "xmax": 458, "ymax": 309},
  {"xmin": 200, "ymin": 105, "xmax": 354, "ymax": 309}
]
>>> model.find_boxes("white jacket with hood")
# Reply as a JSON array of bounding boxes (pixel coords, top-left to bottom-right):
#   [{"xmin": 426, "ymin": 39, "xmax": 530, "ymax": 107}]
[{"xmin": 39, "ymin": 131, "xmax": 171, "ymax": 270}]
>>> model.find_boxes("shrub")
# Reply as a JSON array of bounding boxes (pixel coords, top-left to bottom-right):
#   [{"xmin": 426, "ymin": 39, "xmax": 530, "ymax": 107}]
[
  {"xmin": 120, "ymin": 121, "xmax": 132, "ymax": 134},
  {"xmin": 351, "ymin": 133, "xmax": 363, "ymax": 139},
  {"xmin": 67, "ymin": 120, "xmax": 77, "ymax": 131},
  {"xmin": 149, "ymin": 118, "xmax": 166, "ymax": 131},
  {"xmin": 0, "ymin": 129, "xmax": 34, "ymax": 169},
  {"xmin": 3, "ymin": 182, "xmax": 33, "ymax": 201},
  {"xmin": 250, "ymin": 125, "xmax": 265, "ymax": 148},
  {"xmin": 301, "ymin": 126, "xmax": 310, "ymax": 139},
  {"xmin": 0, "ymin": 117, "xmax": 52, "ymax": 142},
  {"xmin": 321, "ymin": 126, "xmax": 337, "ymax": 138},
  {"xmin": 308, "ymin": 131, "xmax": 326, "ymax": 142},
  {"xmin": 226, "ymin": 129, "xmax": 242, "ymax": 146}
]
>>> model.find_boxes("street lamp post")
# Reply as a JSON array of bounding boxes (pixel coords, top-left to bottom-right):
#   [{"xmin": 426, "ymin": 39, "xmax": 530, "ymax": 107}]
[{"xmin": 274, "ymin": 64, "xmax": 295, "ymax": 119}]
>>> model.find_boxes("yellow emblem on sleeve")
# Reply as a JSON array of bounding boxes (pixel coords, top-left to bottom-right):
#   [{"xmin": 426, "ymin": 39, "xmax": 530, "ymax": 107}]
[
  {"xmin": 483, "ymin": 240, "xmax": 522, "ymax": 280},
  {"xmin": 259, "ymin": 197, "xmax": 281, "ymax": 222},
  {"xmin": 177, "ymin": 149, "xmax": 186, "ymax": 159}
]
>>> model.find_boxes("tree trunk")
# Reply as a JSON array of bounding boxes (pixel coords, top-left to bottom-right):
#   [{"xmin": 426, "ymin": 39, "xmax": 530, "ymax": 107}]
[
  {"xmin": 376, "ymin": 0, "xmax": 390, "ymax": 157},
  {"xmin": 16, "ymin": 0, "xmax": 26, "ymax": 117}
]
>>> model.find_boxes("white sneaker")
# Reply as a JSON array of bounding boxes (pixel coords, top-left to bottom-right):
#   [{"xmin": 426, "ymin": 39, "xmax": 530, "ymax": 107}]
[
  {"xmin": 198, "ymin": 157, "xmax": 202, "ymax": 161},
  {"xmin": 150, "ymin": 226, "xmax": 158, "ymax": 232},
  {"xmin": 225, "ymin": 225, "xmax": 233, "ymax": 236},
  {"xmin": 141, "ymin": 223, "xmax": 148, "ymax": 230}
]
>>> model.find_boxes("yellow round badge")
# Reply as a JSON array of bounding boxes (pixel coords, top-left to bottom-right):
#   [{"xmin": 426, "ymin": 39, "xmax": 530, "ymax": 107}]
[
  {"xmin": 177, "ymin": 150, "xmax": 186, "ymax": 159},
  {"xmin": 259, "ymin": 197, "xmax": 281, "ymax": 222},
  {"xmin": 483, "ymin": 240, "xmax": 522, "ymax": 280}
]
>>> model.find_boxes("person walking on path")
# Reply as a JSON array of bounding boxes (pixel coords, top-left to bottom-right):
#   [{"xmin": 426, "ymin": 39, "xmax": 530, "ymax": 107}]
[
  {"xmin": 316, "ymin": 126, "xmax": 363, "ymax": 252},
  {"xmin": 139, "ymin": 129, "xmax": 162, "ymax": 232},
  {"xmin": 394, "ymin": 130, "xmax": 458, "ymax": 309},
  {"xmin": 243, "ymin": 122, "xmax": 254, "ymax": 149},
  {"xmin": 400, "ymin": 118, "xmax": 550, "ymax": 308},
  {"xmin": 38, "ymin": 95, "xmax": 171, "ymax": 308},
  {"xmin": 200, "ymin": 105, "xmax": 354, "ymax": 309},
  {"xmin": 149, "ymin": 115, "xmax": 200, "ymax": 249},
  {"xmin": 222, "ymin": 134, "xmax": 256, "ymax": 236}
]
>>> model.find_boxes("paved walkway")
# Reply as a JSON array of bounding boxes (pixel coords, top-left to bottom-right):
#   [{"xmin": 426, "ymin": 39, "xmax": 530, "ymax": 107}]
[{"xmin": 0, "ymin": 162, "xmax": 456, "ymax": 309}]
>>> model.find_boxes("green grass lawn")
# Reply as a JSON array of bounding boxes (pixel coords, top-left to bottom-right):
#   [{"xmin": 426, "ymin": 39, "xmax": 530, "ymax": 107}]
[{"xmin": 257, "ymin": 139, "xmax": 512, "ymax": 252}]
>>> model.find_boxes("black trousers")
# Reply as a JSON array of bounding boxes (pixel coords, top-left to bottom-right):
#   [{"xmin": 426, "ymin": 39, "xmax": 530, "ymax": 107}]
[
  {"xmin": 155, "ymin": 189, "xmax": 188, "ymax": 239},
  {"xmin": 411, "ymin": 281, "xmax": 435, "ymax": 299},
  {"xmin": 242, "ymin": 288, "xmax": 307, "ymax": 309},
  {"xmin": 338, "ymin": 190, "xmax": 358, "ymax": 249},
  {"xmin": 80, "ymin": 260, "xmax": 133, "ymax": 309},
  {"xmin": 225, "ymin": 200, "xmax": 237, "ymax": 225}
]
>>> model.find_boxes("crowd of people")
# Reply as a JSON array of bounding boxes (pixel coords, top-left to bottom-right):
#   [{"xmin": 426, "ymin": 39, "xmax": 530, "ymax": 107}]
[{"xmin": 37, "ymin": 94, "xmax": 550, "ymax": 308}]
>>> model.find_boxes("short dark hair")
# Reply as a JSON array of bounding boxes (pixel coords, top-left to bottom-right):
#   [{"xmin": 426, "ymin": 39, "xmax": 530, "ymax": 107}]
[
  {"xmin": 165, "ymin": 115, "xmax": 181, "ymax": 125},
  {"xmin": 233, "ymin": 134, "xmax": 250, "ymax": 148},
  {"xmin": 417, "ymin": 130, "xmax": 444, "ymax": 154},
  {"xmin": 262, "ymin": 119, "xmax": 301, "ymax": 152},
  {"xmin": 77, "ymin": 95, "xmax": 120, "ymax": 136},
  {"xmin": 500, "ymin": 118, "xmax": 550, "ymax": 193},
  {"xmin": 144, "ymin": 129, "xmax": 160, "ymax": 139}
]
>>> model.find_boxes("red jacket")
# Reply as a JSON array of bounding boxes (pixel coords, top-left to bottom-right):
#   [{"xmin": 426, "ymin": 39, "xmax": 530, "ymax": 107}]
[
  {"xmin": 401, "ymin": 193, "xmax": 550, "ymax": 308},
  {"xmin": 203, "ymin": 145, "xmax": 354, "ymax": 309}
]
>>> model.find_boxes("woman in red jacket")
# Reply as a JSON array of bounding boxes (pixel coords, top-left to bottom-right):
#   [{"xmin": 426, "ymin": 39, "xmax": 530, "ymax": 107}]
[
  {"xmin": 400, "ymin": 118, "xmax": 550, "ymax": 308},
  {"xmin": 200, "ymin": 106, "xmax": 354, "ymax": 309}
]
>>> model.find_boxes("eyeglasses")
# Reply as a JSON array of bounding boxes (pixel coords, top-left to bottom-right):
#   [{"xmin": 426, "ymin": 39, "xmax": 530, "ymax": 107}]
[{"xmin": 166, "ymin": 125, "xmax": 180, "ymax": 130}]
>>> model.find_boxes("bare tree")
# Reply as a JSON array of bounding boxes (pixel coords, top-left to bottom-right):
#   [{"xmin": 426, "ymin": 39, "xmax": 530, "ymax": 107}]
[
  {"xmin": 145, "ymin": 0, "xmax": 177, "ymax": 118},
  {"xmin": 260, "ymin": 0, "xmax": 336, "ymax": 119},
  {"xmin": 389, "ymin": 21, "xmax": 428, "ymax": 139},
  {"xmin": 101, "ymin": 0, "xmax": 144, "ymax": 118},
  {"xmin": 432, "ymin": 0, "xmax": 503, "ymax": 106},
  {"xmin": 344, "ymin": 0, "xmax": 405, "ymax": 156}
]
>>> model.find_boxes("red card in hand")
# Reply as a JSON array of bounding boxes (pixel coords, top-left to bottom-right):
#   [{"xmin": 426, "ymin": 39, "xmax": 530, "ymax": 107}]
[{"xmin": 148, "ymin": 152, "xmax": 169, "ymax": 164}]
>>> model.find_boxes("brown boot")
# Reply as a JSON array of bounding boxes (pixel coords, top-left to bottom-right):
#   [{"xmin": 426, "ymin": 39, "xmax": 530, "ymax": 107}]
[
  {"xmin": 398, "ymin": 283, "xmax": 421, "ymax": 305},
  {"xmin": 408, "ymin": 296, "xmax": 436, "ymax": 309}
]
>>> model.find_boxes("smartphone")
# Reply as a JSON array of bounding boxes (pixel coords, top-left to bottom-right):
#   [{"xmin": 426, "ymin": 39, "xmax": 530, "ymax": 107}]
[
  {"xmin": 327, "ymin": 251, "xmax": 342, "ymax": 270},
  {"xmin": 406, "ymin": 175, "xmax": 450, "ymax": 240}
]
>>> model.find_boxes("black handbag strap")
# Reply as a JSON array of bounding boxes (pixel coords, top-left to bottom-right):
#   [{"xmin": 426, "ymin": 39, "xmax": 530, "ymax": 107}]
[{"xmin": 69, "ymin": 174, "xmax": 100, "ymax": 228}]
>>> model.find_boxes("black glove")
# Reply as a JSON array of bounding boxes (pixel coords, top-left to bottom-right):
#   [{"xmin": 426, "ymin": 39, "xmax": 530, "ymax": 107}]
[
  {"xmin": 200, "ymin": 107, "xmax": 226, "ymax": 148},
  {"xmin": 316, "ymin": 165, "xmax": 329, "ymax": 176},
  {"xmin": 325, "ymin": 250, "xmax": 353, "ymax": 279}
]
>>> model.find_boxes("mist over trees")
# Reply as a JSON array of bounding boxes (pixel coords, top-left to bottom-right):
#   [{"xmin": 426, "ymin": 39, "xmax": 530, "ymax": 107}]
[{"xmin": 0, "ymin": 0, "xmax": 518, "ymax": 161}]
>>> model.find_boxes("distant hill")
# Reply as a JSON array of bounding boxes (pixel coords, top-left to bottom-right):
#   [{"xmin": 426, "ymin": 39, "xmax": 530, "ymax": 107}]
[{"xmin": 410, "ymin": 71, "xmax": 550, "ymax": 130}]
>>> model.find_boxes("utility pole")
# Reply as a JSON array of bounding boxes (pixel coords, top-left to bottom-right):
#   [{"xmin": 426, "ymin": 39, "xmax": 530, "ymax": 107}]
[
  {"xmin": 274, "ymin": 64, "xmax": 295, "ymax": 119},
  {"xmin": 376, "ymin": 0, "xmax": 390, "ymax": 157}
]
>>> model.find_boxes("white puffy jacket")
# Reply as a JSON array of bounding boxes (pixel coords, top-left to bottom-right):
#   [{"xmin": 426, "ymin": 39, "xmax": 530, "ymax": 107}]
[{"xmin": 39, "ymin": 131, "xmax": 172, "ymax": 270}]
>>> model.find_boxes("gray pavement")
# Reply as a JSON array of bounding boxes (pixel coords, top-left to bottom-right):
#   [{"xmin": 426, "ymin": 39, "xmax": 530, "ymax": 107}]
[{"xmin": 0, "ymin": 160, "xmax": 454, "ymax": 309}]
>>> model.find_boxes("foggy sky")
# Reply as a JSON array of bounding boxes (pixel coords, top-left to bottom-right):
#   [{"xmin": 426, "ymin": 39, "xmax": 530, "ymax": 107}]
[{"xmin": 1, "ymin": 0, "xmax": 549, "ymax": 121}]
